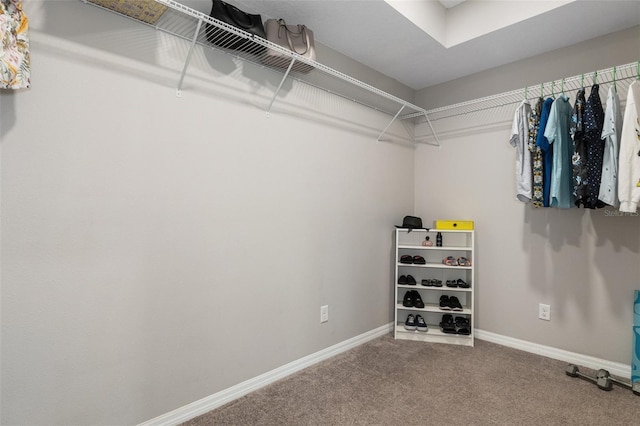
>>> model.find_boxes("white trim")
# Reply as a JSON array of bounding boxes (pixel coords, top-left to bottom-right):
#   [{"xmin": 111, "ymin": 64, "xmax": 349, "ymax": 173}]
[
  {"xmin": 475, "ymin": 329, "xmax": 631, "ymax": 378},
  {"xmin": 138, "ymin": 323, "xmax": 394, "ymax": 426}
]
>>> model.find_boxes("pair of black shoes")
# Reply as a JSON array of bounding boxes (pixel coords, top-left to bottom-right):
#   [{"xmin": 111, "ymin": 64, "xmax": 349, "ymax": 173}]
[
  {"xmin": 398, "ymin": 275, "xmax": 417, "ymax": 285},
  {"xmin": 400, "ymin": 255, "xmax": 426, "ymax": 265},
  {"xmin": 439, "ymin": 295, "xmax": 463, "ymax": 311},
  {"xmin": 402, "ymin": 290, "xmax": 424, "ymax": 308},
  {"xmin": 404, "ymin": 314, "xmax": 428, "ymax": 332},
  {"xmin": 440, "ymin": 314, "xmax": 470, "ymax": 335}
]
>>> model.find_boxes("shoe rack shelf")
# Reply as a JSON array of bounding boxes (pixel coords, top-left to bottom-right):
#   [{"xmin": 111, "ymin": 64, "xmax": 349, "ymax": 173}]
[
  {"xmin": 394, "ymin": 229, "xmax": 475, "ymax": 347},
  {"xmin": 82, "ymin": 0, "xmax": 438, "ymax": 144}
]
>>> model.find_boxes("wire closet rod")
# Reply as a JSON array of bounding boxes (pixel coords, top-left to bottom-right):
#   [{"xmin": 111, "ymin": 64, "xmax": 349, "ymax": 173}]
[{"xmin": 406, "ymin": 61, "xmax": 640, "ymax": 122}]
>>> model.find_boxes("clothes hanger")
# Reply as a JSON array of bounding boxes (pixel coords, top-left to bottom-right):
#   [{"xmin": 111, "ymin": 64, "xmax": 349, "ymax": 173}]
[
  {"xmin": 561, "ymin": 78, "xmax": 565, "ymax": 95},
  {"xmin": 540, "ymin": 83, "xmax": 544, "ymax": 99},
  {"xmin": 524, "ymin": 86, "xmax": 528, "ymax": 101},
  {"xmin": 551, "ymin": 80, "xmax": 555, "ymax": 97},
  {"xmin": 593, "ymin": 70, "xmax": 598, "ymax": 86},
  {"xmin": 613, "ymin": 66, "xmax": 617, "ymax": 91},
  {"xmin": 580, "ymin": 74, "xmax": 584, "ymax": 89}
]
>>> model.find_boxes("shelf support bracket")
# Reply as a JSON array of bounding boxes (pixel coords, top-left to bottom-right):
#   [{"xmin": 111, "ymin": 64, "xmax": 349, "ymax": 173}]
[
  {"xmin": 422, "ymin": 111, "xmax": 441, "ymax": 147},
  {"xmin": 176, "ymin": 18, "xmax": 203, "ymax": 97},
  {"xmin": 266, "ymin": 58, "xmax": 296, "ymax": 116},
  {"xmin": 377, "ymin": 104, "xmax": 406, "ymax": 142}
]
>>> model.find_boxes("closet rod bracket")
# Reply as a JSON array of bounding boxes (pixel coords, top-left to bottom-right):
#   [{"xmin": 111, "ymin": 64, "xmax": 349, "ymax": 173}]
[
  {"xmin": 266, "ymin": 58, "xmax": 296, "ymax": 117},
  {"xmin": 176, "ymin": 18, "xmax": 203, "ymax": 97},
  {"xmin": 377, "ymin": 104, "xmax": 406, "ymax": 142}
]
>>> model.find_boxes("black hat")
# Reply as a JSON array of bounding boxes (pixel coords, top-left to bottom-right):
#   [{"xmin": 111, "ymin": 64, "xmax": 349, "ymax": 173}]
[{"xmin": 395, "ymin": 216, "xmax": 427, "ymax": 231}]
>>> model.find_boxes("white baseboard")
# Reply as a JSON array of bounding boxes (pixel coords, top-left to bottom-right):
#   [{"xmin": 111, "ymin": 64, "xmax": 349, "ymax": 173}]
[
  {"xmin": 475, "ymin": 329, "xmax": 631, "ymax": 378},
  {"xmin": 138, "ymin": 323, "xmax": 394, "ymax": 426}
]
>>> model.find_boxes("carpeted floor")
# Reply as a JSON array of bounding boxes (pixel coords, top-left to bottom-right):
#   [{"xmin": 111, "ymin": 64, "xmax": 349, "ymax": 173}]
[{"xmin": 183, "ymin": 334, "xmax": 640, "ymax": 425}]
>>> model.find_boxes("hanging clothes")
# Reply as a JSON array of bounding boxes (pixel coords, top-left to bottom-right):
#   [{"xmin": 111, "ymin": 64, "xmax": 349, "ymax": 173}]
[
  {"xmin": 510, "ymin": 100, "xmax": 532, "ymax": 203},
  {"xmin": 0, "ymin": 0, "xmax": 30, "ymax": 89},
  {"xmin": 544, "ymin": 94, "xmax": 574, "ymax": 209},
  {"xmin": 529, "ymin": 97, "xmax": 544, "ymax": 207},
  {"xmin": 618, "ymin": 80, "xmax": 640, "ymax": 213},
  {"xmin": 571, "ymin": 88, "xmax": 588, "ymax": 206},
  {"xmin": 583, "ymin": 84, "xmax": 605, "ymax": 209},
  {"xmin": 536, "ymin": 97, "xmax": 555, "ymax": 207},
  {"xmin": 598, "ymin": 85, "xmax": 622, "ymax": 207}
]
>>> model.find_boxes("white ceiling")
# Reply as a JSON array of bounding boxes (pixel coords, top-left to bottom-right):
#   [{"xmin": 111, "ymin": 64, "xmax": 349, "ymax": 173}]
[{"xmin": 188, "ymin": 0, "xmax": 640, "ymax": 90}]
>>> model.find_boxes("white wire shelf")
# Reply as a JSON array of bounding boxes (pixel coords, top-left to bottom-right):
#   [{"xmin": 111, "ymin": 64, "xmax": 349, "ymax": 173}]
[{"xmin": 82, "ymin": 0, "xmax": 439, "ymax": 144}]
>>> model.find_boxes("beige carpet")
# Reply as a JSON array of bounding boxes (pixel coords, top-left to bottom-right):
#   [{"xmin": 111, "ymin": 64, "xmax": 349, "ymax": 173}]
[{"xmin": 183, "ymin": 334, "xmax": 640, "ymax": 425}]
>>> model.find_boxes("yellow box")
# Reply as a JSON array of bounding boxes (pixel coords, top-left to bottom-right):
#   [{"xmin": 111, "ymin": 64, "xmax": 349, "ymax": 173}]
[{"xmin": 434, "ymin": 220, "xmax": 474, "ymax": 230}]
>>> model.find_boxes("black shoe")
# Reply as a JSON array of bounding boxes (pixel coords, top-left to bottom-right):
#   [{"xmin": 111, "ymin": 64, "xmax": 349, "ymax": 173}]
[
  {"xmin": 400, "ymin": 255, "xmax": 413, "ymax": 264},
  {"xmin": 439, "ymin": 295, "xmax": 451, "ymax": 310},
  {"xmin": 449, "ymin": 296, "xmax": 463, "ymax": 311},
  {"xmin": 404, "ymin": 314, "xmax": 416, "ymax": 330},
  {"xmin": 402, "ymin": 291, "xmax": 414, "ymax": 307},
  {"xmin": 433, "ymin": 279, "xmax": 443, "ymax": 287},
  {"xmin": 398, "ymin": 275, "xmax": 408, "ymax": 285},
  {"xmin": 456, "ymin": 279, "xmax": 470, "ymax": 288},
  {"xmin": 412, "ymin": 255, "xmax": 426, "ymax": 265},
  {"xmin": 455, "ymin": 316, "xmax": 470, "ymax": 335},
  {"xmin": 415, "ymin": 314, "xmax": 428, "ymax": 332},
  {"xmin": 406, "ymin": 275, "xmax": 417, "ymax": 285},
  {"xmin": 440, "ymin": 314, "xmax": 457, "ymax": 334},
  {"xmin": 412, "ymin": 290, "xmax": 424, "ymax": 308},
  {"xmin": 446, "ymin": 280, "xmax": 458, "ymax": 288}
]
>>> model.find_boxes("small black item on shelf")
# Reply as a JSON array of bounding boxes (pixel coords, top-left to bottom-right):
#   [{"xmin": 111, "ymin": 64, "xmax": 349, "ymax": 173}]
[{"xmin": 436, "ymin": 232, "xmax": 443, "ymax": 247}]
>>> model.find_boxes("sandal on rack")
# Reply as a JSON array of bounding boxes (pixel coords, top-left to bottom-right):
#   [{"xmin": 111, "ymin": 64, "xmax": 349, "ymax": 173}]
[
  {"xmin": 440, "ymin": 314, "xmax": 457, "ymax": 334},
  {"xmin": 457, "ymin": 257, "xmax": 472, "ymax": 267},
  {"xmin": 455, "ymin": 316, "xmax": 471, "ymax": 335},
  {"xmin": 456, "ymin": 279, "xmax": 470, "ymax": 288},
  {"xmin": 413, "ymin": 255, "xmax": 426, "ymax": 265},
  {"xmin": 400, "ymin": 255, "xmax": 413, "ymax": 264},
  {"xmin": 443, "ymin": 256, "xmax": 458, "ymax": 266}
]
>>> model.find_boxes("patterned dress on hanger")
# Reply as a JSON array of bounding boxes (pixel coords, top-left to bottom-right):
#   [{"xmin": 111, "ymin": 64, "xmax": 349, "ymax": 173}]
[
  {"xmin": 571, "ymin": 89, "xmax": 588, "ymax": 206},
  {"xmin": 583, "ymin": 84, "xmax": 605, "ymax": 209},
  {"xmin": 529, "ymin": 97, "xmax": 544, "ymax": 207},
  {"xmin": 0, "ymin": 0, "xmax": 30, "ymax": 89}
]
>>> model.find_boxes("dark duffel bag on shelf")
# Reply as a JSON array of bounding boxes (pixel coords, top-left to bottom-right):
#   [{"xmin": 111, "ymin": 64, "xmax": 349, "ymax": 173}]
[
  {"xmin": 262, "ymin": 18, "xmax": 316, "ymax": 73},
  {"xmin": 205, "ymin": 0, "xmax": 266, "ymax": 53}
]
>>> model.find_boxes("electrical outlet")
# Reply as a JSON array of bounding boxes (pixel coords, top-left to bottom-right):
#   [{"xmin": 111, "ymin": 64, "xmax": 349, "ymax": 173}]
[
  {"xmin": 320, "ymin": 305, "xmax": 329, "ymax": 323},
  {"xmin": 539, "ymin": 303, "xmax": 551, "ymax": 321}
]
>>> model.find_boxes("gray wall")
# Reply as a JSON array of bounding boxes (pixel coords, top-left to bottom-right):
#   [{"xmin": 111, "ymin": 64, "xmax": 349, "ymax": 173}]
[
  {"xmin": 1, "ymin": 1, "xmax": 414, "ymax": 425},
  {"xmin": 414, "ymin": 26, "xmax": 640, "ymax": 364}
]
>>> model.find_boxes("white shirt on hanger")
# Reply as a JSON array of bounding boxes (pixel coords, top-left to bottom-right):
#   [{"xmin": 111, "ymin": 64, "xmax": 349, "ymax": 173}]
[
  {"xmin": 618, "ymin": 80, "xmax": 640, "ymax": 213},
  {"xmin": 598, "ymin": 85, "xmax": 622, "ymax": 207},
  {"xmin": 510, "ymin": 100, "xmax": 533, "ymax": 203}
]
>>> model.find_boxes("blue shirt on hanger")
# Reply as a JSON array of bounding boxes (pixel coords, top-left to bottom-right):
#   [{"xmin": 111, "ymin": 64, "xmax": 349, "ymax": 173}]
[
  {"xmin": 535, "ymin": 97, "xmax": 555, "ymax": 207},
  {"xmin": 544, "ymin": 94, "xmax": 575, "ymax": 209}
]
